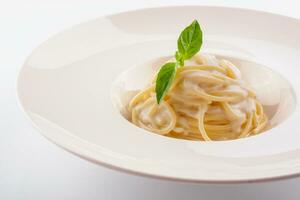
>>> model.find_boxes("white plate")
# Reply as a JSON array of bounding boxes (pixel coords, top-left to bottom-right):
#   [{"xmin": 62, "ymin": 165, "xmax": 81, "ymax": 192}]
[{"xmin": 17, "ymin": 6, "xmax": 300, "ymax": 183}]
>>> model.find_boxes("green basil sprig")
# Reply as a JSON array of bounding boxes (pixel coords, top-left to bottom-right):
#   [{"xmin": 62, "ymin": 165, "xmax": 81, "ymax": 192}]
[{"xmin": 156, "ymin": 20, "xmax": 203, "ymax": 104}]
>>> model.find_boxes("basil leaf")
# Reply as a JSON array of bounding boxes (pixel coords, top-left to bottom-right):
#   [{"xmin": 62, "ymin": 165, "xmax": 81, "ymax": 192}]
[
  {"xmin": 155, "ymin": 62, "xmax": 177, "ymax": 104},
  {"xmin": 176, "ymin": 20, "xmax": 202, "ymax": 65}
]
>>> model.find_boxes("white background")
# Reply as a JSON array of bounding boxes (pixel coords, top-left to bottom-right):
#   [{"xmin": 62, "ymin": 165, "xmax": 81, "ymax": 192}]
[{"xmin": 1, "ymin": 1, "xmax": 300, "ymax": 199}]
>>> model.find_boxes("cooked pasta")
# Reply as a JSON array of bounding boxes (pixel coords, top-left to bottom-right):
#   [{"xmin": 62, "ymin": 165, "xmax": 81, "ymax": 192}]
[{"xmin": 128, "ymin": 54, "xmax": 268, "ymax": 141}]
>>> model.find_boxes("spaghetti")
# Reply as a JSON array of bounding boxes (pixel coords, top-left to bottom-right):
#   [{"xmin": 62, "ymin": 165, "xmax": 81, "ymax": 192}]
[{"xmin": 128, "ymin": 54, "xmax": 268, "ymax": 141}]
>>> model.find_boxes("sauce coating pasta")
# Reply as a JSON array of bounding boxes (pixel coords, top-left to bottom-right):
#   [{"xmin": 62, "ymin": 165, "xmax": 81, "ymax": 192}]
[{"xmin": 128, "ymin": 54, "xmax": 268, "ymax": 141}]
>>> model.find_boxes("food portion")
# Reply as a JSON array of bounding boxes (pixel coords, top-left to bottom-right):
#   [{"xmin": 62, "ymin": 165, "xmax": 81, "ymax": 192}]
[{"xmin": 127, "ymin": 20, "xmax": 268, "ymax": 141}]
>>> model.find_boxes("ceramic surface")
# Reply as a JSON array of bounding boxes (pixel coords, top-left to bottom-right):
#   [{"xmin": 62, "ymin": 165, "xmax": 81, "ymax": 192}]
[{"xmin": 18, "ymin": 6, "xmax": 300, "ymax": 183}]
